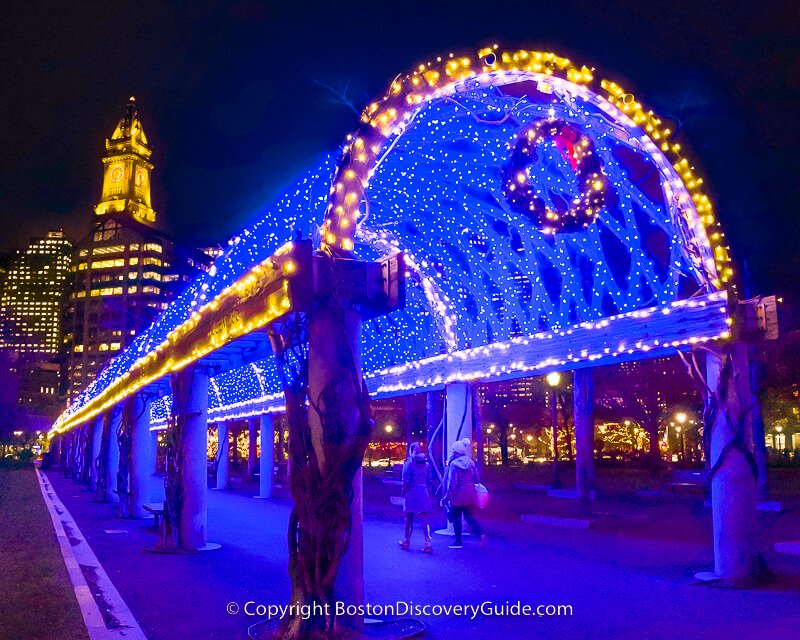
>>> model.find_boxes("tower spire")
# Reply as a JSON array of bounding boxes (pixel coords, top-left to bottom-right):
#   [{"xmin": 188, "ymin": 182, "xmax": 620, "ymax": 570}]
[{"xmin": 95, "ymin": 98, "xmax": 156, "ymax": 224}]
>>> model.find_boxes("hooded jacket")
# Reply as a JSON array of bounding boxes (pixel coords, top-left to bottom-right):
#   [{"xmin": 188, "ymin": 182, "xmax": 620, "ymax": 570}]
[
  {"xmin": 445, "ymin": 454, "xmax": 479, "ymax": 507},
  {"xmin": 402, "ymin": 448, "xmax": 432, "ymax": 513}
]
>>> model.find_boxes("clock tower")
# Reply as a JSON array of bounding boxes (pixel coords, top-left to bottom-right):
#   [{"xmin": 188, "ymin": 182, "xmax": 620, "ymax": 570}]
[{"xmin": 94, "ymin": 97, "xmax": 156, "ymax": 225}]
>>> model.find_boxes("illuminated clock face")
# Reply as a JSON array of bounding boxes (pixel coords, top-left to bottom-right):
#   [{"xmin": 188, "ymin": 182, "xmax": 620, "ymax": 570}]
[
  {"xmin": 135, "ymin": 167, "xmax": 146, "ymax": 187},
  {"xmin": 110, "ymin": 165, "xmax": 124, "ymax": 183}
]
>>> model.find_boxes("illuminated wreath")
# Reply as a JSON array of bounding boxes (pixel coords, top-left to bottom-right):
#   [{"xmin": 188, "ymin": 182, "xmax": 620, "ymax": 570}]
[{"xmin": 502, "ymin": 118, "xmax": 608, "ymax": 234}]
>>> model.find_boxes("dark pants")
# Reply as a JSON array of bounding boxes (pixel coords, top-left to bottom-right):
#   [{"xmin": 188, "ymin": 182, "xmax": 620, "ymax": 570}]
[{"xmin": 451, "ymin": 505, "xmax": 482, "ymax": 544}]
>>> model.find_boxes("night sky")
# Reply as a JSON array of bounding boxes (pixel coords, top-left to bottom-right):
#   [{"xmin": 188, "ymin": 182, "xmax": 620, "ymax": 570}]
[{"xmin": 2, "ymin": 1, "xmax": 798, "ymax": 299}]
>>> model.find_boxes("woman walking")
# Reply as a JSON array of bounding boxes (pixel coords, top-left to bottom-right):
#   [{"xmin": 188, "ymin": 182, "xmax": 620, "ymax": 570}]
[
  {"xmin": 399, "ymin": 442, "xmax": 433, "ymax": 553},
  {"xmin": 443, "ymin": 439, "xmax": 486, "ymax": 549}
]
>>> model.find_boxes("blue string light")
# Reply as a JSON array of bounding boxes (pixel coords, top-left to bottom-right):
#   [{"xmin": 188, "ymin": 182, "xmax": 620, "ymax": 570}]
[{"xmin": 55, "ymin": 64, "xmax": 724, "ymax": 431}]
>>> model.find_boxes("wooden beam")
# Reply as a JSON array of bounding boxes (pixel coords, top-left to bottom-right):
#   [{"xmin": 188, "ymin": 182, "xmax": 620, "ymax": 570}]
[
  {"xmin": 150, "ymin": 291, "xmax": 730, "ymax": 427},
  {"xmin": 365, "ymin": 291, "xmax": 730, "ymax": 397}
]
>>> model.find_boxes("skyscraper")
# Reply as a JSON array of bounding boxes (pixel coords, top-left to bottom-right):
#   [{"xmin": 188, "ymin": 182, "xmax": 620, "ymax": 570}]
[
  {"xmin": 0, "ymin": 230, "xmax": 72, "ymax": 354},
  {"xmin": 63, "ymin": 98, "xmax": 211, "ymax": 400}
]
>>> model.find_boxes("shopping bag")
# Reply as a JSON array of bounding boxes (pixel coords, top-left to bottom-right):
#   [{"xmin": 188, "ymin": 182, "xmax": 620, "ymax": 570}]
[{"xmin": 474, "ymin": 483, "xmax": 489, "ymax": 509}]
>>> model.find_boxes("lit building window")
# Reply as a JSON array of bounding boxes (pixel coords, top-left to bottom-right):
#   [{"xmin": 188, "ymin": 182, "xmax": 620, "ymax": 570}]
[
  {"xmin": 93, "ymin": 244, "xmax": 125, "ymax": 256},
  {"xmin": 91, "ymin": 258, "xmax": 125, "ymax": 269}
]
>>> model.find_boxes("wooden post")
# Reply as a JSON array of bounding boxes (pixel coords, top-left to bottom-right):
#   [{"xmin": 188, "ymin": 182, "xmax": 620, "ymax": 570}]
[
  {"xmin": 50, "ymin": 436, "xmax": 61, "ymax": 467},
  {"xmin": 130, "ymin": 393, "xmax": 154, "ymax": 518},
  {"xmin": 215, "ymin": 421, "xmax": 230, "ymax": 490},
  {"xmin": 88, "ymin": 415, "xmax": 103, "ymax": 491},
  {"xmin": 445, "ymin": 382, "xmax": 473, "ymax": 461},
  {"xmin": 174, "ymin": 365, "xmax": 213, "ymax": 551},
  {"xmin": 747, "ymin": 346, "xmax": 769, "ymax": 500},
  {"xmin": 703, "ymin": 343, "xmax": 761, "ymax": 583},
  {"xmin": 425, "ymin": 390, "xmax": 444, "ymax": 473},
  {"xmin": 248, "ymin": 417, "xmax": 259, "ymax": 480},
  {"xmin": 336, "ymin": 467, "xmax": 364, "ymax": 625},
  {"xmin": 62, "ymin": 434, "xmax": 72, "ymax": 477},
  {"xmin": 257, "ymin": 414, "xmax": 274, "ymax": 498},
  {"xmin": 104, "ymin": 408, "xmax": 122, "ymax": 503},
  {"xmin": 306, "ymin": 306, "xmax": 366, "ymax": 632},
  {"xmin": 574, "ymin": 369, "xmax": 595, "ymax": 506},
  {"xmin": 439, "ymin": 382, "xmax": 474, "ymax": 536}
]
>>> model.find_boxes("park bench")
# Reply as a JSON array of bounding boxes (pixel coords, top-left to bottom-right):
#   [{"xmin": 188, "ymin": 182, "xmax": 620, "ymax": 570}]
[
  {"xmin": 382, "ymin": 463, "xmax": 403, "ymax": 486},
  {"xmin": 143, "ymin": 502, "xmax": 164, "ymax": 529},
  {"xmin": 665, "ymin": 469, "xmax": 707, "ymax": 495}
]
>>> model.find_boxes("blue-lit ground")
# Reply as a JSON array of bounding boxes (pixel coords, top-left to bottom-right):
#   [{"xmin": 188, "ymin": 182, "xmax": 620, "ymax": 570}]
[
  {"xmin": 44, "ymin": 467, "xmax": 800, "ymax": 640},
  {"xmin": 59, "ymin": 77, "xmax": 719, "ymax": 428}
]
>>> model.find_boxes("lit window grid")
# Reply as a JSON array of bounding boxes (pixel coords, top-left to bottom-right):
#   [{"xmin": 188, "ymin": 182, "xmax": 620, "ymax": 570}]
[{"xmin": 0, "ymin": 235, "xmax": 72, "ymax": 354}]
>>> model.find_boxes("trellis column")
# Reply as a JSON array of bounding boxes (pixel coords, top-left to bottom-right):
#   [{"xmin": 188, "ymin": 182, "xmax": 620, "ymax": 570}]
[
  {"xmin": 574, "ymin": 369, "xmax": 595, "ymax": 505},
  {"xmin": 152, "ymin": 429, "xmax": 160, "ymax": 474},
  {"xmin": 247, "ymin": 417, "xmax": 259, "ymax": 480},
  {"xmin": 215, "ymin": 421, "xmax": 230, "ymax": 490},
  {"xmin": 705, "ymin": 343, "xmax": 760, "ymax": 583},
  {"xmin": 50, "ymin": 436, "xmax": 61, "ymax": 468},
  {"xmin": 88, "ymin": 415, "xmax": 103, "ymax": 491},
  {"xmin": 445, "ymin": 382, "xmax": 474, "ymax": 461},
  {"xmin": 257, "ymin": 414, "xmax": 274, "ymax": 498},
  {"xmin": 61, "ymin": 434, "xmax": 72, "ymax": 477},
  {"xmin": 176, "ymin": 365, "xmax": 212, "ymax": 551},
  {"xmin": 437, "ymin": 382, "xmax": 474, "ymax": 537},
  {"xmin": 425, "ymin": 390, "xmax": 444, "ymax": 467},
  {"xmin": 130, "ymin": 393, "xmax": 155, "ymax": 518},
  {"xmin": 104, "ymin": 407, "xmax": 122, "ymax": 503},
  {"xmin": 307, "ymin": 304, "xmax": 366, "ymax": 631}
]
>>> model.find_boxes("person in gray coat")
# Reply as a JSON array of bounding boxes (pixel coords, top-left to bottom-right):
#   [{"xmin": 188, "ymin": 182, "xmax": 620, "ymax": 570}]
[
  {"xmin": 399, "ymin": 442, "xmax": 433, "ymax": 553},
  {"xmin": 442, "ymin": 438, "xmax": 486, "ymax": 549}
]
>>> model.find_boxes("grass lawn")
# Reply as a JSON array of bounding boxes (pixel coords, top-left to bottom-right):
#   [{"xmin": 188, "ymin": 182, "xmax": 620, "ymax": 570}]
[{"xmin": 0, "ymin": 462, "xmax": 88, "ymax": 640}]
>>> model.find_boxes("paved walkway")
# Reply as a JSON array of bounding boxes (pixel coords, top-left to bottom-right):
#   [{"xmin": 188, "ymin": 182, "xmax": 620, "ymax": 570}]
[{"xmin": 46, "ymin": 471, "xmax": 800, "ymax": 640}]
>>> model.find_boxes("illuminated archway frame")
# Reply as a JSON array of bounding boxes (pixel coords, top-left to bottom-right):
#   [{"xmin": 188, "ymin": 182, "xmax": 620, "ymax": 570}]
[
  {"xmin": 51, "ymin": 47, "xmax": 739, "ymax": 435},
  {"xmin": 322, "ymin": 47, "xmax": 732, "ymax": 292},
  {"xmin": 149, "ymin": 48, "xmax": 737, "ymax": 425}
]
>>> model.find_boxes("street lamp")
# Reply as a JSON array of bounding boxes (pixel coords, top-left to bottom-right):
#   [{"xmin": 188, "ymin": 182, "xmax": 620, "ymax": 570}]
[
  {"xmin": 675, "ymin": 425, "xmax": 685, "ymax": 462},
  {"xmin": 546, "ymin": 371, "xmax": 562, "ymax": 488}
]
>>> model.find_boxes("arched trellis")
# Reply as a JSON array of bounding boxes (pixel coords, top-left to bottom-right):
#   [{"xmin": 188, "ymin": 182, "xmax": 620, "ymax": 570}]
[
  {"xmin": 322, "ymin": 47, "xmax": 731, "ymax": 289},
  {"xmin": 52, "ymin": 46, "xmax": 735, "ymax": 436}
]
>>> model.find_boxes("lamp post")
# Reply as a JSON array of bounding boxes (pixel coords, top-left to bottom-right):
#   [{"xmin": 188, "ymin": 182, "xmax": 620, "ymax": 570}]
[
  {"xmin": 675, "ymin": 411, "xmax": 687, "ymax": 463},
  {"xmin": 546, "ymin": 371, "xmax": 562, "ymax": 489}
]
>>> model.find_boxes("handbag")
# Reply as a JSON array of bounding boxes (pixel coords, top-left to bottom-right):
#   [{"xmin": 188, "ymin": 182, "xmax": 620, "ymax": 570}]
[{"xmin": 474, "ymin": 483, "xmax": 489, "ymax": 509}]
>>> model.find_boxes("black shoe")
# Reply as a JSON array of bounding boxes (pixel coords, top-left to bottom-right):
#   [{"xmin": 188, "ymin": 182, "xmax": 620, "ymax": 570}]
[{"xmin": 449, "ymin": 542, "xmax": 463, "ymax": 549}]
